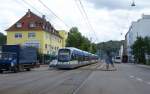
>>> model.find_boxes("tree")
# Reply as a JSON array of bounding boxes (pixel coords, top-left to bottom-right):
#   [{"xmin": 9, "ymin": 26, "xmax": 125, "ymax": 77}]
[
  {"xmin": 131, "ymin": 37, "xmax": 146, "ymax": 64},
  {"xmin": 144, "ymin": 37, "xmax": 150, "ymax": 55},
  {"xmin": 0, "ymin": 32, "xmax": 6, "ymax": 45},
  {"xmin": 66, "ymin": 27, "xmax": 82, "ymax": 48},
  {"xmin": 80, "ymin": 36, "xmax": 91, "ymax": 51},
  {"xmin": 66, "ymin": 27, "xmax": 96, "ymax": 53}
]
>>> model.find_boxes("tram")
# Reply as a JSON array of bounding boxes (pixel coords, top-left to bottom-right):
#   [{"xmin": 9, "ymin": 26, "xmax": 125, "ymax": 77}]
[{"xmin": 56, "ymin": 47, "xmax": 98, "ymax": 69}]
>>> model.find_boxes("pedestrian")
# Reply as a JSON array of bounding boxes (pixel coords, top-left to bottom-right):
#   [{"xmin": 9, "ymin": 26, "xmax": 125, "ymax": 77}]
[{"xmin": 105, "ymin": 51, "xmax": 115, "ymax": 70}]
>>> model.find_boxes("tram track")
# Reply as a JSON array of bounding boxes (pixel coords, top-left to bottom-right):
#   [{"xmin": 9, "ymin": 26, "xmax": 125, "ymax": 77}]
[{"xmin": 0, "ymin": 62, "xmax": 102, "ymax": 94}]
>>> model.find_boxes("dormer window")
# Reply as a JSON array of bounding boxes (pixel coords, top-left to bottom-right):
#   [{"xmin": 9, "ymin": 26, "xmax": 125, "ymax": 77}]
[
  {"xmin": 29, "ymin": 22, "xmax": 36, "ymax": 28},
  {"xmin": 16, "ymin": 23, "xmax": 22, "ymax": 28}
]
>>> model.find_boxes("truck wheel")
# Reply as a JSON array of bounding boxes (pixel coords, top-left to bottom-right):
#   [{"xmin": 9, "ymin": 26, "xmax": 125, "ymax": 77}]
[
  {"xmin": 0, "ymin": 70, "xmax": 3, "ymax": 73},
  {"xmin": 26, "ymin": 68, "xmax": 31, "ymax": 71},
  {"xmin": 18, "ymin": 65, "xmax": 24, "ymax": 72},
  {"xmin": 12, "ymin": 66, "xmax": 18, "ymax": 73}
]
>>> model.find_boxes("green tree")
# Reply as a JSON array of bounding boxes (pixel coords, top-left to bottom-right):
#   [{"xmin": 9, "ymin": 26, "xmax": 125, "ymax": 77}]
[
  {"xmin": 144, "ymin": 37, "xmax": 150, "ymax": 55},
  {"xmin": 132, "ymin": 37, "xmax": 146, "ymax": 64},
  {"xmin": 66, "ymin": 27, "xmax": 82, "ymax": 48},
  {"xmin": 80, "ymin": 36, "xmax": 91, "ymax": 51},
  {"xmin": 0, "ymin": 32, "xmax": 6, "ymax": 45},
  {"xmin": 66, "ymin": 27, "xmax": 96, "ymax": 53},
  {"xmin": 91, "ymin": 43, "xmax": 97, "ymax": 53}
]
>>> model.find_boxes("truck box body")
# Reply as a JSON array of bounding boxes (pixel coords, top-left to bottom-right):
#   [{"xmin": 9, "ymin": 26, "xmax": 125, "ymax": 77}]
[{"xmin": 19, "ymin": 46, "xmax": 37, "ymax": 64}]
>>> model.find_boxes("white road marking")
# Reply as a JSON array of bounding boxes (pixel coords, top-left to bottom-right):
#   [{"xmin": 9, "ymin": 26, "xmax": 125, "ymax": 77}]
[
  {"xmin": 129, "ymin": 75, "xmax": 150, "ymax": 86},
  {"xmin": 136, "ymin": 78, "xmax": 143, "ymax": 82},
  {"xmin": 129, "ymin": 75, "xmax": 135, "ymax": 78},
  {"xmin": 72, "ymin": 74, "xmax": 90, "ymax": 94},
  {"xmin": 147, "ymin": 82, "xmax": 150, "ymax": 85}
]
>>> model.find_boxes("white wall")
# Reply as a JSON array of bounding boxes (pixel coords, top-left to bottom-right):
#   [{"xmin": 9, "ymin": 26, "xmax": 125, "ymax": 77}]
[{"xmin": 126, "ymin": 15, "xmax": 150, "ymax": 60}]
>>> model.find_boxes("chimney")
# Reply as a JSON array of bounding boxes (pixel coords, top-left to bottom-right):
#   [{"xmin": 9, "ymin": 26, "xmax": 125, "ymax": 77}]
[
  {"xmin": 42, "ymin": 15, "xmax": 46, "ymax": 20},
  {"xmin": 27, "ymin": 9, "xmax": 31, "ymax": 17}
]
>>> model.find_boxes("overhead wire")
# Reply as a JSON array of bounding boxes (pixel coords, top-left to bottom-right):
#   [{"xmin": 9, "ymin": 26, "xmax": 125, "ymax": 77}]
[
  {"xmin": 38, "ymin": 0, "xmax": 70, "ymax": 29},
  {"xmin": 22, "ymin": 0, "xmax": 43, "ymax": 15},
  {"xmin": 16, "ymin": 0, "xmax": 70, "ymax": 30},
  {"xmin": 74, "ymin": 0, "xmax": 93, "ymax": 41},
  {"xmin": 75, "ymin": 0, "xmax": 99, "ymax": 42}
]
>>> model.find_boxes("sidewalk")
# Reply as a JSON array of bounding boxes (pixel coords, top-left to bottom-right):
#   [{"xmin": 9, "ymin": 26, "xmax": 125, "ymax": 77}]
[{"xmin": 136, "ymin": 64, "xmax": 150, "ymax": 69}]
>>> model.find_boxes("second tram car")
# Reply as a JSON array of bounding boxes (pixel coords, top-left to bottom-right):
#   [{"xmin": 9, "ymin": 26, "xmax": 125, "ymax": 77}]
[{"xmin": 56, "ymin": 47, "xmax": 98, "ymax": 69}]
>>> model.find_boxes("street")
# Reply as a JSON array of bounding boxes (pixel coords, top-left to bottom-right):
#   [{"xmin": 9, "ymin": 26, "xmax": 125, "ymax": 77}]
[{"xmin": 0, "ymin": 63, "xmax": 150, "ymax": 94}]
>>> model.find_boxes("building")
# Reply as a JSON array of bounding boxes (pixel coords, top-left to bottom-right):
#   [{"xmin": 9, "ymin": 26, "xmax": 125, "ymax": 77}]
[
  {"xmin": 119, "ymin": 45, "xmax": 123, "ymax": 58},
  {"xmin": 6, "ymin": 9, "xmax": 65, "ymax": 55},
  {"xmin": 58, "ymin": 30, "xmax": 68, "ymax": 47},
  {"xmin": 125, "ymin": 14, "xmax": 150, "ymax": 61}
]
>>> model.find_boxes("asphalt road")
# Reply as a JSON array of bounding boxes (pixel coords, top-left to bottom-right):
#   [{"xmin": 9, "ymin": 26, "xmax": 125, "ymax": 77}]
[{"xmin": 0, "ymin": 63, "xmax": 150, "ymax": 94}]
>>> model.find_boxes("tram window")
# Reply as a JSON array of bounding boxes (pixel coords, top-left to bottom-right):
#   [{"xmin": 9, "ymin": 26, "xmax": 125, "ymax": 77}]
[
  {"xmin": 71, "ymin": 54, "xmax": 76, "ymax": 60},
  {"xmin": 75, "ymin": 54, "xmax": 78, "ymax": 60}
]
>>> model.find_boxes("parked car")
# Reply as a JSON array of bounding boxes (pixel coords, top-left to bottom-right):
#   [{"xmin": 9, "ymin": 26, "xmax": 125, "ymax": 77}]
[
  {"xmin": 113, "ymin": 56, "xmax": 121, "ymax": 63},
  {"xmin": 49, "ymin": 59, "xmax": 57, "ymax": 68}
]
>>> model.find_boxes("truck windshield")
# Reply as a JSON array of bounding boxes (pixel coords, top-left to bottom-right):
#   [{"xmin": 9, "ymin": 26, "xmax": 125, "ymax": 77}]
[
  {"xmin": 0, "ymin": 52, "xmax": 16, "ymax": 60},
  {"xmin": 58, "ymin": 49, "xmax": 70, "ymax": 62}
]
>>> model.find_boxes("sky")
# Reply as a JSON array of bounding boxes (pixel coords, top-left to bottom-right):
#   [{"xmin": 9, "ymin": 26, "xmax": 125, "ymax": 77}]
[{"xmin": 0, "ymin": 0, "xmax": 150, "ymax": 43}]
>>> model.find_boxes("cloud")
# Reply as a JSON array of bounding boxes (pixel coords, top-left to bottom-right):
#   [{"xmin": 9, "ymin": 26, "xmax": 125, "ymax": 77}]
[{"xmin": 0, "ymin": 0, "xmax": 150, "ymax": 42}]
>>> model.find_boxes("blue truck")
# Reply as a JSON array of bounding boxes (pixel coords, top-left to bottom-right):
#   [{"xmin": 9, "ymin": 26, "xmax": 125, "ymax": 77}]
[{"xmin": 0, "ymin": 45, "xmax": 38, "ymax": 73}]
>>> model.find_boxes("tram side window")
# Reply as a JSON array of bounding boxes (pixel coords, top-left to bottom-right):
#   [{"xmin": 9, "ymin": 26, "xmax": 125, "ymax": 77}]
[
  {"xmin": 71, "ymin": 53, "xmax": 76, "ymax": 60},
  {"xmin": 75, "ymin": 53, "xmax": 79, "ymax": 60},
  {"xmin": 78, "ymin": 54, "xmax": 82, "ymax": 61},
  {"xmin": 81, "ymin": 55, "xmax": 84, "ymax": 61}
]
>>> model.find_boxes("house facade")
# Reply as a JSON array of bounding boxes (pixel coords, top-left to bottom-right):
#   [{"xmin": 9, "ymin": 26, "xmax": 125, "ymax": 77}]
[
  {"xmin": 6, "ymin": 9, "xmax": 65, "ymax": 55},
  {"xmin": 58, "ymin": 30, "xmax": 68, "ymax": 47}
]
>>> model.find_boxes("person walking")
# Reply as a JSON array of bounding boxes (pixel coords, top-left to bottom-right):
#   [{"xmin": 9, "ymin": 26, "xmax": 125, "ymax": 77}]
[{"xmin": 105, "ymin": 51, "xmax": 115, "ymax": 70}]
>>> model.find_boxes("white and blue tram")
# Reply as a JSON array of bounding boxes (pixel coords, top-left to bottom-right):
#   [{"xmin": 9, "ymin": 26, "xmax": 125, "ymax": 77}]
[{"xmin": 56, "ymin": 47, "xmax": 98, "ymax": 69}]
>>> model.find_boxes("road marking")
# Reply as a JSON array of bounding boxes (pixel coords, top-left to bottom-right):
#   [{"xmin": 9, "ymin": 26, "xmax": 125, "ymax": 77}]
[
  {"xmin": 147, "ymin": 82, "xmax": 150, "ymax": 85},
  {"xmin": 136, "ymin": 78, "xmax": 143, "ymax": 82},
  {"xmin": 72, "ymin": 74, "xmax": 90, "ymax": 94},
  {"xmin": 129, "ymin": 75, "xmax": 150, "ymax": 86},
  {"xmin": 129, "ymin": 75, "xmax": 135, "ymax": 78}
]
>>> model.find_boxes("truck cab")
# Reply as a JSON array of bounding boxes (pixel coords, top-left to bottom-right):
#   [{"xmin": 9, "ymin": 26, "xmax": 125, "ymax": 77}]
[{"xmin": 0, "ymin": 52, "xmax": 17, "ymax": 73}]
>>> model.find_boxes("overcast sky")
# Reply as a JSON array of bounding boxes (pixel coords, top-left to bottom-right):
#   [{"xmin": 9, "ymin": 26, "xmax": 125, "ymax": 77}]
[{"xmin": 0, "ymin": 0, "xmax": 150, "ymax": 43}]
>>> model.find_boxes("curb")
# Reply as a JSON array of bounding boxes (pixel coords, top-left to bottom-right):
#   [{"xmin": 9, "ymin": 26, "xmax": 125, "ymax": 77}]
[{"xmin": 136, "ymin": 64, "xmax": 150, "ymax": 69}]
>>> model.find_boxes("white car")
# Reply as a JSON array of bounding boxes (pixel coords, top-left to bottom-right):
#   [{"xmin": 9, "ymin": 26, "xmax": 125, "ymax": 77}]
[
  {"xmin": 114, "ymin": 56, "xmax": 121, "ymax": 63},
  {"xmin": 49, "ymin": 59, "xmax": 58, "ymax": 68}
]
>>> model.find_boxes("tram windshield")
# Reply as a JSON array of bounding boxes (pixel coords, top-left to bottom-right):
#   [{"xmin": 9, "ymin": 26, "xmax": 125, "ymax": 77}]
[{"xmin": 58, "ymin": 49, "xmax": 71, "ymax": 61}]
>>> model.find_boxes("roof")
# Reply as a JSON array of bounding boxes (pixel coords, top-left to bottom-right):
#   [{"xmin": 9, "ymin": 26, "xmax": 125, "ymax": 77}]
[
  {"xmin": 59, "ymin": 47, "xmax": 97, "ymax": 56},
  {"xmin": 6, "ymin": 9, "xmax": 62, "ymax": 38}
]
